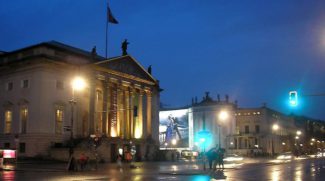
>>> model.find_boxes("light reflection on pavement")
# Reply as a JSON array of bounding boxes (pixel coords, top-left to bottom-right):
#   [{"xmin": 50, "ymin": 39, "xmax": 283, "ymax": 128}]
[{"xmin": 0, "ymin": 158, "xmax": 324, "ymax": 180}]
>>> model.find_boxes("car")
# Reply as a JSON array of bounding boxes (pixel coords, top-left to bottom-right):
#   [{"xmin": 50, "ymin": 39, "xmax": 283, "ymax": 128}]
[
  {"xmin": 277, "ymin": 152, "xmax": 293, "ymax": 160},
  {"xmin": 181, "ymin": 150, "xmax": 198, "ymax": 159},
  {"xmin": 223, "ymin": 154, "xmax": 243, "ymax": 162}
]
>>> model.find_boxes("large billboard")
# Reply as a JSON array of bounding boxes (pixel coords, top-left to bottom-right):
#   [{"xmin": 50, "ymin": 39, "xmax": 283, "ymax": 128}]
[{"xmin": 159, "ymin": 109, "xmax": 189, "ymax": 148}]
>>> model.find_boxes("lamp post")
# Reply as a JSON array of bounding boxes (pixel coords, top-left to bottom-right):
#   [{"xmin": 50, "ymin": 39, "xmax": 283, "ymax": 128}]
[
  {"xmin": 90, "ymin": 134, "xmax": 101, "ymax": 170},
  {"xmin": 271, "ymin": 124, "xmax": 279, "ymax": 157},
  {"xmin": 69, "ymin": 77, "xmax": 86, "ymax": 158},
  {"xmin": 217, "ymin": 110, "xmax": 229, "ymax": 149},
  {"xmin": 295, "ymin": 130, "xmax": 302, "ymax": 156},
  {"xmin": 199, "ymin": 137, "xmax": 206, "ymax": 170}
]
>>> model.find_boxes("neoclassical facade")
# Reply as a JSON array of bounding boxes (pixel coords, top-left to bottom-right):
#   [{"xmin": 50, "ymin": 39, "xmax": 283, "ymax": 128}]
[
  {"xmin": 229, "ymin": 106, "xmax": 297, "ymax": 156},
  {"xmin": 0, "ymin": 41, "xmax": 160, "ymax": 159},
  {"xmin": 159, "ymin": 92, "xmax": 237, "ymax": 152}
]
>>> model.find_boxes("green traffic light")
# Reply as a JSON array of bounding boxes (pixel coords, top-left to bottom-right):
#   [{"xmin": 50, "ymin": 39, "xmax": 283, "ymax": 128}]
[{"xmin": 289, "ymin": 91, "xmax": 298, "ymax": 107}]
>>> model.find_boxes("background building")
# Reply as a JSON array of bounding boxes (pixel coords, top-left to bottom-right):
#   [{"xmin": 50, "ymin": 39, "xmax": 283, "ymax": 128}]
[
  {"xmin": 159, "ymin": 92, "xmax": 237, "ymax": 153},
  {"xmin": 0, "ymin": 41, "xmax": 160, "ymax": 161},
  {"xmin": 229, "ymin": 105, "xmax": 297, "ymax": 156}
]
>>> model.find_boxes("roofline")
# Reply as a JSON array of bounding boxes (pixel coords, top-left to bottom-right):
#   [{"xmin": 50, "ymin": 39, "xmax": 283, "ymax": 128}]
[
  {"xmin": 95, "ymin": 55, "xmax": 158, "ymax": 83},
  {"xmin": 0, "ymin": 41, "xmax": 105, "ymax": 61}
]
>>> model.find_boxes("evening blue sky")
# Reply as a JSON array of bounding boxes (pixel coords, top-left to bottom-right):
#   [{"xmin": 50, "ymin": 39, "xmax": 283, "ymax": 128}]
[{"xmin": 1, "ymin": 0, "xmax": 325, "ymax": 120}]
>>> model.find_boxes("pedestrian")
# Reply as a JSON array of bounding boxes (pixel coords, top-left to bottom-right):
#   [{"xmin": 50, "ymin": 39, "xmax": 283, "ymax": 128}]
[
  {"xmin": 78, "ymin": 153, "xmax": 88, "ymax": 171},
  {"xmin": 125, "ymin": 151, "xmax": 132, "ymax": 163},
  {"xmin": 217, "ymin": 148, "xmax": 224, "ymax": 169},
  {"xmin": 207, "ymin": 148, "xmax": 217, "ymax": 169},
  {"xmin": 117, "ymin": 154, "xmax": 123, "ymax": 170},
  {"xmin": 68, "ymin": 155, "xmax": 76, "ymax": 171}
]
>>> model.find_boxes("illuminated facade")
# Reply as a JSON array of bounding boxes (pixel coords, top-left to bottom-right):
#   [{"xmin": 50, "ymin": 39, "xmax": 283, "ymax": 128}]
[
  {"xmin": 159, "ymin": 92, "xmax": 237, "ymax": 152},
  {"xmin": 0, "ymin": 41, "xmax": 160, "ymax": 159},
  {"xmin": 229, "ymin": 106, "xmax": 297, "ymax": 156}
]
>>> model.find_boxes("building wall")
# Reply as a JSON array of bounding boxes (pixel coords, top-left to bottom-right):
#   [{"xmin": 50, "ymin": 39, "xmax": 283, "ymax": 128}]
[
  {"xmin": 0, "ymin": 43, "xmax": 160, "ymax": 159},
  {"xmin": 230, "ymin": 107, "xmax": 297, "ymax": 156},
  {"xmin": 191, "ymin": 104, "xmax": 236, "ymax": 151}
]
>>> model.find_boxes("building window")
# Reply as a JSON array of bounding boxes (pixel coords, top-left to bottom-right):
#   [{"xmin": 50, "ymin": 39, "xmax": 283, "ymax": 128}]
[
  {"xmin": 19, "ymin": 143, "xmax": 26, "ymax": 153},
  {"xmin": 245, "ymin": 125, "xmax": 249, "ymax": 134},
  {"xmin": 4, "ymin": 110, "xmax": 12, "ymax": 134},
  {"xmin": 255, "ymin": 125, "xmax": 260, "ymax": 133},
  {"xmin": 6, "ymin": 82, "xmax": 13, "ymax": 91},
  {"xmin": 20, "ymin": 107, "xmax": 28, "ymax": 133},
  {"xmin": 56, "ymin": 81, "xmax": 64, "ymax": 90},
  {"xmin": 4, "ymin": 143, "xmax": 10, "ymax": 149},
  {"xmin": 21, "ymin": 79, "xmax": 29, "ymax": 88},
  {"xmin": 55, "ymin": 109, "xmax": 64, "ymax": 134}
]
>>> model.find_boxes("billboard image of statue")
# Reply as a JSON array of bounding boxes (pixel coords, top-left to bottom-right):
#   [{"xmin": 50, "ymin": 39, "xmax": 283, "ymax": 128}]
[{"xmin": 159, "ymin": 109, "xmax": 189, "ymax": 148}]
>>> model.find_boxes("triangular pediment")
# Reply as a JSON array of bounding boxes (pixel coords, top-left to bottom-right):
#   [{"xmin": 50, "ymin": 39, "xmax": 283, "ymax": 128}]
[{"xmin": 94, "ymin": 55, "xmax": 156, "ymax": 83}]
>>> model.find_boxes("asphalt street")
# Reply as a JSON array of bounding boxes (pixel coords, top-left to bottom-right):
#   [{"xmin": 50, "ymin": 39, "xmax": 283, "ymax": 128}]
[{"xmin": 0, "ymin": 158, "xmax": 324, "ymax": 180}]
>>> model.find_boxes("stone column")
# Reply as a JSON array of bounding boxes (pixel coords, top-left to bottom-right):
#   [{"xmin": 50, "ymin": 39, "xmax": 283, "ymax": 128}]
[
  {"xmin": 102, "ymin": 80, "xmax": 108, "ymax": 135},
  {"xmin": 117, "ymin": 87, "xmax": 124, "ymax": 138},
  {"xmin": 109, "ymin": 82, "xmax": 118, "ymax": 137},
  {"xmin": 124, "ymin": 89, "xmax": 130, "ymax": 139},
  {"xmin": 142, "ymin": 92, "xmax": 147, "ymax": 138},
  {"xmin": 88, "ymin": 78, "xmax": 96, "ymax": 134},
  {"xmin": 146, "ymin": 91, "xmax": 152, "ymax": 136},
  {"xmin": 138, "ymin": 91, "xmax": 143, "ymax": 138},
  {"xmin": 130, "ymin": 89, "xmax": 135, "ymax": 138}
]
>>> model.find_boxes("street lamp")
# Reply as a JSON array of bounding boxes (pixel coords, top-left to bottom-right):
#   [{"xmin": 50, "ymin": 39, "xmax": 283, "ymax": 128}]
[
  {"xmin": 217, "ymin": 110, "xmax": 229, "ymax": 148},
  {"xmin": 69, "ymin": 76, "xmax": 86, "ymax": 158},
  {"xmin": 296, "ymin": 130, "xmax": 302, "ymax": 136},
  {"xmin": 295, "ymin": 130, "xmax": 302, "ymax": 157},
  {"xmin": 172, "ymin": 138, "xmax": 177, "ymax": 146},
  {"xmin": 271, "ymin": 124, "xmax": 279, "ymax": 156}
]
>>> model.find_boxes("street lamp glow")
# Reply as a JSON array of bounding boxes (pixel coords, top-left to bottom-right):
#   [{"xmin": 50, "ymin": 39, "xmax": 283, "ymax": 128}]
[
  {"xmin": 282, "ymin": 142, "xmax": 286, "ymax": 145},
  {"xmin": 311, "ymin": 138, "xmax": 315, "ymax": 142},
  {"xmin": 295, "ymin": 136, "xmax": 299, "ymax": 140},
  {"xmin": 296, "ymin": 130, "xmax": 302, "ymax": 136},
  {"xmin": 272, "ymin": 124, "xmax": 279, "ymax": 131},
  {"xmin": 72, "ymin": 76, "xmax": 86, "ymax": 91},
  {"xmin": 172, "ymin": 139, "xmax": 177, "ymax": 145},
  {"xmin": 218, "ymin": 111, "xmax": 229, "ymax": 121}
]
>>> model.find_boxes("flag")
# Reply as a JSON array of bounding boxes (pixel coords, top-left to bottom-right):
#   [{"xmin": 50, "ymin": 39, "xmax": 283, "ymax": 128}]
[{"xmin": 107, "ymin": 5, "xmax": 118, "ymax": 24}]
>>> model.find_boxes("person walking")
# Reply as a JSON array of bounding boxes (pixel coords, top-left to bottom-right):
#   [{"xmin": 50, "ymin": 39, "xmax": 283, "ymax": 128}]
[
  {"xmin": 217, "ymin": 148, "xmax": 225, "ymax": 169},
  {"xmin": 206, "ymin": 148, "xmax": 217, "ymax": 170}
]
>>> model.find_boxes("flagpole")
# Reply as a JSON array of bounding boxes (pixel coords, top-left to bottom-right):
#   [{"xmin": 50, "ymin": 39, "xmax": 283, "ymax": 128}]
[
  {"xmin": 105, "ymin": 16, "xmax": 108, "ymax": 59},
  {"xmin": 105, "ymin": 3, "xmax": 108, "ymax": 59},
  {"xmin": 106, "ymin": 1, "xmax": 118, "ymax": 59}
]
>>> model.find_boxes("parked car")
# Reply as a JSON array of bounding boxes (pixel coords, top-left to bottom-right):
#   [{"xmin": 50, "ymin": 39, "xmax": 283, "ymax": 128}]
[
  {"xmin": 223, "ymin": 154, "xmax": 243, "ymax": 162},
  {"xmin": 181, "ymin": 150, "xmax": 199, "ymax": 159},
  {"xmin": 277, "ymin": 152, "xmax": 293, "ymax": 160}
]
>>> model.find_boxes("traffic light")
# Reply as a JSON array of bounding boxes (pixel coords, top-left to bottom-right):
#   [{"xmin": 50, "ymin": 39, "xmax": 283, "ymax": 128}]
[
  {"xmin": 196, "ymin": 130, "xmax": 212, "ymax": 149},
  {"xmin": 289, "ymin": 91, "xmax": 298, "ymax": 107}
]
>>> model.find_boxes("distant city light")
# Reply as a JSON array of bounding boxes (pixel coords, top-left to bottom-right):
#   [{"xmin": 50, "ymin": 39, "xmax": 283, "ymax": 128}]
[{"xmin": 296, "ymin": 130, "xmax": 302, "ymax": 135}]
